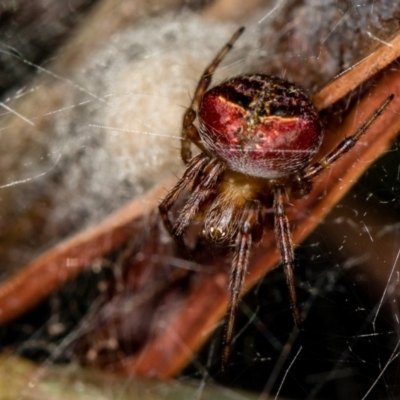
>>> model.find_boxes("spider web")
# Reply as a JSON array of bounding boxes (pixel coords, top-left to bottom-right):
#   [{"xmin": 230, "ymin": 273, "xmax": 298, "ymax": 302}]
[{"xmin": 0, "ymin": 1, "xmax": 400, "ymax": 399}]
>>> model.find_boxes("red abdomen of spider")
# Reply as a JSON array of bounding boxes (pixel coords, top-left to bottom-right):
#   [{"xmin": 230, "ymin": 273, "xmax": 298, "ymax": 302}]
[{"xmin": 198, "ymin": 74, "xmax": 323, "ymax": 178}]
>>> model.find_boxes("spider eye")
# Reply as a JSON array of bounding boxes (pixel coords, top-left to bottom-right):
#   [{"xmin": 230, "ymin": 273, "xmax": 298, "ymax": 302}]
[{"xmin": 210, "ymin": 226, "xmax": 225, "ymax": 238}]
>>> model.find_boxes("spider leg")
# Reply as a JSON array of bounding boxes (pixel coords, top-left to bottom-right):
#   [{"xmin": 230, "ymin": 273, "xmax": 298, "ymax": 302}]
[
  {"xmin": 305, "ymin": 94, "xmax": 394, "ymax": 179},
  {"xmin": 273, "ymin": 185, "xmax": 302, "ymax": 328},
  {"xmin": 222, "ymin": 200, "xmax": 262, "ymax": 368},
  {"xmin": 181, "ymin": 27, "xmax": 245, "ymax": 164},
  {"xmin": 159, "ymin": 153, "xmax": 210, "ymax": 237},
  {"xmin": 173, "ymin": 158, "xmax": 225, "ymax": 238}
]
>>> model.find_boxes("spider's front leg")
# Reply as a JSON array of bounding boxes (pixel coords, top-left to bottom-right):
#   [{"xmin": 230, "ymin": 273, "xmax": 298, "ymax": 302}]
[
  {"xmin": 273, "ymin": 185, "xmax": 302, "ymax": 328},
  {"xmin": 159, "ymin": 156, "xmax": 225, "ymax": 252},
  {"xmin": 173, "ymin": 158, "xmax": 225, "ymax": 238},
  {"xmin": 181, "ymin": 27, "xmax": 245, "ymax": 163},
  {"xmin": 159, "ymin": 153, "xmax": 210, "ymax": 237},
  {"xmin": 223, "ymin": 199, "xmax": 262, "ymax": 368}
]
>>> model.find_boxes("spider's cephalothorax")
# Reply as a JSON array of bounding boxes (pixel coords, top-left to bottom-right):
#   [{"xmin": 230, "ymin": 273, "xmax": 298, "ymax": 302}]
[{"xmin": 158, "ymin": 27, "xmax": 393, "ymax": 367}]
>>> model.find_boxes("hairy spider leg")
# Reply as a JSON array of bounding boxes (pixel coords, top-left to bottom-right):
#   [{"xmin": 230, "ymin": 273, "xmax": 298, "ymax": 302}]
[
  {"xmin": 223, "ymin": 200, "xmax": 262, "ymax": 368},
  {"xmin": 172, "ymin": 158, "xmax": 225, "ymax": 237},
  {"xmin": 273, "ymin": 185, "xmax": 302, "ymax": 328},
  {"xmin": 159, "ymin": 153, "xmax": 210, "ymax": 239},
  {"xmin": 272, "ymin": 94, "xmax": 394, "ymax": 329},
  {"xmin": 181, "ymin": 27, "xmax": 245, "ymax": 163},
  {"xmin": 305, "ymin": 94, "xmax": 394, "ymax": 179}
]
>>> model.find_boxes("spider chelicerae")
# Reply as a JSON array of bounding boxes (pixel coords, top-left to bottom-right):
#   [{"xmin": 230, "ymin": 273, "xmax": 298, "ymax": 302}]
[{"xmin": 158, "ymin": 27, "xmax": 393, "ymax": 366}]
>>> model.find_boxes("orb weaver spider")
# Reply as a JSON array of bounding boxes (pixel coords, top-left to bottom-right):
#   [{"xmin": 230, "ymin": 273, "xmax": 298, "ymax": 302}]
[{"xmin": 158, "ymin": 27, "xmax": 393, "ymax": 367}]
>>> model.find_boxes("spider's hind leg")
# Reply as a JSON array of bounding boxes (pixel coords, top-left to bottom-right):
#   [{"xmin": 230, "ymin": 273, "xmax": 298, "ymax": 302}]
[
  {"xmin": 181, "ymin": 27, "xmax": 245, "ymax": 163},
  {"xmin": 305, "ymin": 94, "xmax": 394, "ymax": 179}
]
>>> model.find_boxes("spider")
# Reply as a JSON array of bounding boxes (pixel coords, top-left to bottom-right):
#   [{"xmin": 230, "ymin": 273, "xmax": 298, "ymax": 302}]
[{"xmin": 158, "ymin": 27, "xmax": 393, "ymax": 367}]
